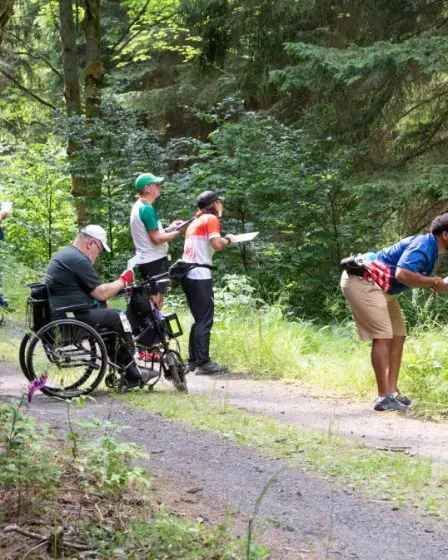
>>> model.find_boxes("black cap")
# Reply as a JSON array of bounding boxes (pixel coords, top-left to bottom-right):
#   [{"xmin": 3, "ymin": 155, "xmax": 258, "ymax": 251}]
[{"xmin": 197, "ymin": 190, "xmax": 225, "ymax": 209}]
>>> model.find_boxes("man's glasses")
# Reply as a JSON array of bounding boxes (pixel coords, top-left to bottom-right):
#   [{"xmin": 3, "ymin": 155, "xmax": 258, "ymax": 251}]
[{"xmin": 88, "ymin": 237, "xmax": 103, "ymax": 253}]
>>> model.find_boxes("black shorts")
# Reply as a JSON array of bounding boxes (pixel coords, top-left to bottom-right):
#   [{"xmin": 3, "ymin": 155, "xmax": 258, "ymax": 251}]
[{"xmin": 138, "ymin": 257, "xmax": 169, "ymax": 294}]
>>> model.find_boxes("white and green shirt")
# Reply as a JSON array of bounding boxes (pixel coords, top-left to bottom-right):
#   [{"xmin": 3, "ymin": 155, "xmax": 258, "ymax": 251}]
[{"xmin": 130, "ymin": 199, "xmax": 168, "ymax": 264}]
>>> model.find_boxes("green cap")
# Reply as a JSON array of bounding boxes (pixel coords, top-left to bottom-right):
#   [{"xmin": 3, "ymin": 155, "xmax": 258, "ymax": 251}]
[{"xmin": 135, "ymin": 173, "xmax": 165, "ymax": 190}]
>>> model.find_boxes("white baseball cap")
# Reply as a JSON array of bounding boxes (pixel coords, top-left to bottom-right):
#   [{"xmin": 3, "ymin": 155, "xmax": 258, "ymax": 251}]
[{"xmin": 80, "ymin": 225, "xmax": 111, "ymax": 252}]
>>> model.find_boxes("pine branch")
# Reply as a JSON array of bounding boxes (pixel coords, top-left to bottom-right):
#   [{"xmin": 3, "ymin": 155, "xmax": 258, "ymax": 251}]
[{"xmin": 0, "ymin": 67, "xmax": 57, "ymax": 109}]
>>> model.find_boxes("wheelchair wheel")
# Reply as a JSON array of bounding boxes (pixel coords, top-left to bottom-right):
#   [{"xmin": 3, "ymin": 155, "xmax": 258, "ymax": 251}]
[
  {"xmin": 19, "ymin": 333, "xmax": 32, "ymax": 381},
  {"xmin": 26, "ymin": 319, "xmax": 108, "ymax": 399},
  {"xmin": 163, "ymin": 350, "xmax": 188, "ymax": 393}
]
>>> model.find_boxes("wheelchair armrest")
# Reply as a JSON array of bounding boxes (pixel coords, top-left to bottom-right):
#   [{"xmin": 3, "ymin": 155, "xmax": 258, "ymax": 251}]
[{"xmin": 53, "ymin": 303, "xmax": 92, "ymax": 314}]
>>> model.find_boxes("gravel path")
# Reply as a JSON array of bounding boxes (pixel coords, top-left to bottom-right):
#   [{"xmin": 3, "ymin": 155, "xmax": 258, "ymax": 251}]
[
  {"xmin": 1, "ymin": 362, "xmax": 448, "ymax": 559},
  {"xmin": 187, "ymin": 374, "xmax": 448, "ymax": 463}
]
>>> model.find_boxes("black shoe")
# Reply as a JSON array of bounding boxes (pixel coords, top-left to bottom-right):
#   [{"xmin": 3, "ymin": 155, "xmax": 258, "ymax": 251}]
[
  {"xmin": 194, "ymin": 360, "xmax": 228, "ymax": 375},
  {"xmin": 390, "ymin": 391, "xmax": 412, "ymax": 406},
  {"xmin": 373, "ymin": 396, "xmax": 407, "ymax": 411},
  {"xmin": 124, "ymin": 362, "xmax": 144, "ymax": 388}
]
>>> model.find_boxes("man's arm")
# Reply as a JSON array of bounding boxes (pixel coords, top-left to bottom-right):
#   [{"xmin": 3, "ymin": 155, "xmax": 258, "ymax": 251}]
[
  {"xmin": 90, "ymin": 269, "xmax": 134, "ymax": 302},
  {"xmin": 395, "ymin": 267, "xmax": 445, "ymax": 292},
  {"xmin": 149, "ymin": 228, "xmax": 180, "ymax": 245},
  {"xmin": 90, "ymin": 279, "xmax": 125, "ymax": 302}
]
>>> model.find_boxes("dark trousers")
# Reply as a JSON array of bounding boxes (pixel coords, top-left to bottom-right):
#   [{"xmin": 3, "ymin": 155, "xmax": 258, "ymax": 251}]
[
  {"xmin": 59, "ymin": 307, "xmax": 133, "ymax": 365},
  {"xmin": 182, "ymin": 278, "xmax": 214, "ymax": 366}
]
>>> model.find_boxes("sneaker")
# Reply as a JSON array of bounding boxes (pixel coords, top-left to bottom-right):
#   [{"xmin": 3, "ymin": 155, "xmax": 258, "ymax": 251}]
[
  {"xmin": 138, "ymin": 350, "xmax": 161, "ymax": 362},
  {"xmin": 209, "ymin": 360, "xmax": 228, "ymax": 373},
  {"xmin": 373, "ymin": 396, "xmax": 408, "ymax": 412},
  {"xmin": 194, "ymin": 360, "xmax": 227, "ymax": 375},
  {"xmin": 389, "ymin": 391, "xmax": 412, "ymax": 406},
  {"xmin": 0, "ymin": 296, "xmax": 8, "ymax": 309},
  {"xmin": 187, "ymin": 362, "xmax": 196, "ymax": 372}
]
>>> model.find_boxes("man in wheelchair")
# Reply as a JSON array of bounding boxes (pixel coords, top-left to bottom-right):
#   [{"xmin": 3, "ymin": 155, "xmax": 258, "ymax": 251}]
[{"xmin": 44, "ymin": 225, "xmax": 150, "ymax": 388}]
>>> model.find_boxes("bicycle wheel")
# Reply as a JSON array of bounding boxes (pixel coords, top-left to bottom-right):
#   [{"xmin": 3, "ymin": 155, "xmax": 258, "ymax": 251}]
[
  {"xmin": 163, "ymin": 350, "xmax": 188, "ymax": 393},
  {"xmin": 26, "ymin": 319, "xmax": 108, "ymax": 399},
  {"xmin": 19, "ymin": 333, "xmax": 32, "ymax": 381}
]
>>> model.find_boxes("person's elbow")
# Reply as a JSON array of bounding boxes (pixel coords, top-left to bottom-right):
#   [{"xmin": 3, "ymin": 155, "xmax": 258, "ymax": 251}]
[
  {"xmin": 210, "ymin": 238, "xmax": 225, "ymax": 251},
  {"xmin": 149, "ymin": 231, "xmax": 165, "ymax": 245},
  {"xmin": 90, "ymin": 285, "xmax": 107, "ymax": 301},
  {"xmin": 395, "ymin": 267, "xmax": 411, "ymax": 285}
]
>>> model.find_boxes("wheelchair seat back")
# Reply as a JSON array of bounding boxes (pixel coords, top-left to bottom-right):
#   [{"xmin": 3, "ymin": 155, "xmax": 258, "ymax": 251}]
[{"xmin": 26, "ymin": 283, "xmax": 52, "ymax": 332}]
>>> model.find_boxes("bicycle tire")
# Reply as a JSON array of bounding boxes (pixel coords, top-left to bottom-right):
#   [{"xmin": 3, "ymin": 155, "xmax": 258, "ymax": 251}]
[{"xmin": 26, "ymin": 319, "xmax": 108, "ymax": 399}]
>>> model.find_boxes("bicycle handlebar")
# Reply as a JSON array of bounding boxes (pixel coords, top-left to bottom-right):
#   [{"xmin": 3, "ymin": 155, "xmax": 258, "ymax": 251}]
[{"xmin": 117, "ymin": 271, "xmax": 171, "ymax": 296}]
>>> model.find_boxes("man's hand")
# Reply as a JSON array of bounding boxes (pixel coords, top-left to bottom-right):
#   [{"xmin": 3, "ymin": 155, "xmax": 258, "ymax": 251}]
[
  {"xmin": 120, "ymin": 269, "xmax": 134, "ymax": 287},
  {"xmin": 432, "ymin": 277, "xmax": 446, "ymax": 293}
]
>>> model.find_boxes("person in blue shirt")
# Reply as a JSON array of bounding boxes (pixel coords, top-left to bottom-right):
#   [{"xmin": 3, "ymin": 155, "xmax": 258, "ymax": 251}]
[{"xmin": 341, "ymin": 213, "xmax": 448, "ymax": 412}]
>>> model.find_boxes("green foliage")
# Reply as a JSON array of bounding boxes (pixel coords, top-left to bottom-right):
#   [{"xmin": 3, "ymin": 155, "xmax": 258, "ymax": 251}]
[
  {"xmin": 3, "ymin": 0, "xmax": 448, "ymax": 324},
  {"xmin": 0, "ymin": 139, "xmax": 76, "ymax": 267},
  {"xmin": 0, "ymin": 400, "xmax": 61, "ymax": 493},
  {"xmin": 80, "ymin": 432, "xmax": 150, "ymax": 495},
  {"xmin": 84, "ymin": 507, "xmax": 269, "ymax": 559},
  {"xmin": 173, "ymin": 114, "xmax": 391, "ymax": 317}
]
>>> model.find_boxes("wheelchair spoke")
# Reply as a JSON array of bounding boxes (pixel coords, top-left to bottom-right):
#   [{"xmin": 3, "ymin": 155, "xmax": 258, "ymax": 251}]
[{"xmin": 27, "ymin": 319, "xmax": 107, "ymax": 398}]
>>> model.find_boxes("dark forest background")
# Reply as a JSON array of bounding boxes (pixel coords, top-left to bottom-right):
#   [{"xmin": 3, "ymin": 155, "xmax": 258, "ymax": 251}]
[{"xmin": 2, "ymin": 0, "xmax": 448, "ymax": 320}]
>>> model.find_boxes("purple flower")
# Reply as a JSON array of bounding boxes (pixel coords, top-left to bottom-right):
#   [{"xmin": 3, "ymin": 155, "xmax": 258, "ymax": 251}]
[{"xmin": 28, "ymin": 374, "xmax": 48, "ymax": 402}]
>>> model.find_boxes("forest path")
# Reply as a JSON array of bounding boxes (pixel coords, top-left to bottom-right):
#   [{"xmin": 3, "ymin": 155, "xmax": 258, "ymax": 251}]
[
  {"xmin": 1, "ymin": 362, "xmax": 448, "ymax": 559},
  {"xmin": 188, "ymin": 373, "xmax": 448, "ymax": 464}
]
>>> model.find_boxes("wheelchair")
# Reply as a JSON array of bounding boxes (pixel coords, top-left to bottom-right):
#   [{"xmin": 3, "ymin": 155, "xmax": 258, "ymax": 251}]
[{"xmin": 19, "ymin": 273, "xmax": 188, "ymax": 399}]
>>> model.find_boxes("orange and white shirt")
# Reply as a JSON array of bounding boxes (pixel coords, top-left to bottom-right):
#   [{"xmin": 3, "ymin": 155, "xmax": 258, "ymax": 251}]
[{"xmin": 182, "ymin": 214, "xmax": 221, "ymax": 280}]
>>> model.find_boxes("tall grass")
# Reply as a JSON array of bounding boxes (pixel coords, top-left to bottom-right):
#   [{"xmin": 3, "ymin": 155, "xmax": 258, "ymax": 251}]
[{"xmin": 212, "ymin": 306, "xmax": 374, "ymax": 395}]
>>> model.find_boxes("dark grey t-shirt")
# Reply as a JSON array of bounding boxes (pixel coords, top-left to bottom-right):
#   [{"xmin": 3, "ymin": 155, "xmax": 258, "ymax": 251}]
[{"xmin": 45, "ymin": 246, "xmax": 102, "ymax": 310}]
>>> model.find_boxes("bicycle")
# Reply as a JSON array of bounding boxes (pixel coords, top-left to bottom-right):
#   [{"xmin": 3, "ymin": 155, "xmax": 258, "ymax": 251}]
[{"xmin": 19, "ymin": 272, "xmax": 188, "ymax": 399}]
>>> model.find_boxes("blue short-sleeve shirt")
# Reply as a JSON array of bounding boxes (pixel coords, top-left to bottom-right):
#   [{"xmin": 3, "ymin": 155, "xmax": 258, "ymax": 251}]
[{"xmin": 375, "ymin": 233, "xmax": 438, "ymax": 294}]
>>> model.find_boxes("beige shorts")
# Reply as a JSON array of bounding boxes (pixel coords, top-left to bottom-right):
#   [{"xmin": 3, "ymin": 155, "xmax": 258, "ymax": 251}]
[{"xmin": 340, "ymin": 271, "xmax": 406, "ymax": 340}]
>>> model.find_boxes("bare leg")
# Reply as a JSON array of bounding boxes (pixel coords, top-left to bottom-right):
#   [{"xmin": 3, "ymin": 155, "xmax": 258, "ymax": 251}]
[
  {"xmin": 151, "ymin": 294, "xmax": 164, "ymax": 310},
  {"xmin": 371, "ymin": 338, "xmax": 392, "ymax": 397},
  {"xmin": 388, "ymin": 335, "xmax": 406, "ymax": 393}
]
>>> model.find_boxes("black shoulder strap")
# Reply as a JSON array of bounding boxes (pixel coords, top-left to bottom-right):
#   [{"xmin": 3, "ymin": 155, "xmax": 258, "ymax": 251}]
[{"xmin": 189, "ymin": 263, "xmax": 216, "ymax": 271}]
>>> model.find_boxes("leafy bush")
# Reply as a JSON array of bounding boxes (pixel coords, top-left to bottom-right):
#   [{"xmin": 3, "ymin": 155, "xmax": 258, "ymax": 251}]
[{"xmin": 0, "ymin": 400, "xmax": 61, "ymax": 493}]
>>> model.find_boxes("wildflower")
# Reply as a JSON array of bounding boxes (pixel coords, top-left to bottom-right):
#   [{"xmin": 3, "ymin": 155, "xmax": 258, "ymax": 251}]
[{"xmin": 28, "ymin": 374, "xmax": 48, "ymax": 402}]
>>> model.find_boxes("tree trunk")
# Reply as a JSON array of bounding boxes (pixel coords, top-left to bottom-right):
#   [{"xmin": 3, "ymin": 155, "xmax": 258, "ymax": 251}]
[
  {"xmin": 58, "ymin": 0, "xmax": 86, "ymax": 225},
  {"xmin": 83, "ymin": 0, "xmax": 104, "ymax": 120},
  {"xmin": 59, "ymin": 0, "xmax": 81, "ymax": 116},
  {"xmin": 80, "ymin": 0, "xmax": 104, "ymax": 222},
  {"xmin": 0, "ymin": 0, "xmax": 14, "ymax": 46}
]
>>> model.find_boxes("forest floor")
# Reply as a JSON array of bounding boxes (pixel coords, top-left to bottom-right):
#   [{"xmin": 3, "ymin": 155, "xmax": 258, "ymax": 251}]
[{"xmin": 1, "ymin": 362, "xmax": 448, "ymax": 559}]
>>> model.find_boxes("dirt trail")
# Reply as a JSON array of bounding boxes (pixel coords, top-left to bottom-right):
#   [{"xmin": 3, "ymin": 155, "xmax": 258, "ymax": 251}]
[
  {"xmin": 188, "ymin": 374, "xmax": 448, "ymax": 464},
  {"xmin": 2, "ymin": 363, "xmax": 448, "ymax": 559}
]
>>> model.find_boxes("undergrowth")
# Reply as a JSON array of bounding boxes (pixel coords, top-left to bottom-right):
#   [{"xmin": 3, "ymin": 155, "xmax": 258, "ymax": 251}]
[{"xmin": 0, "ymin": 397, "xmax": 268, "ymax": 559}]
